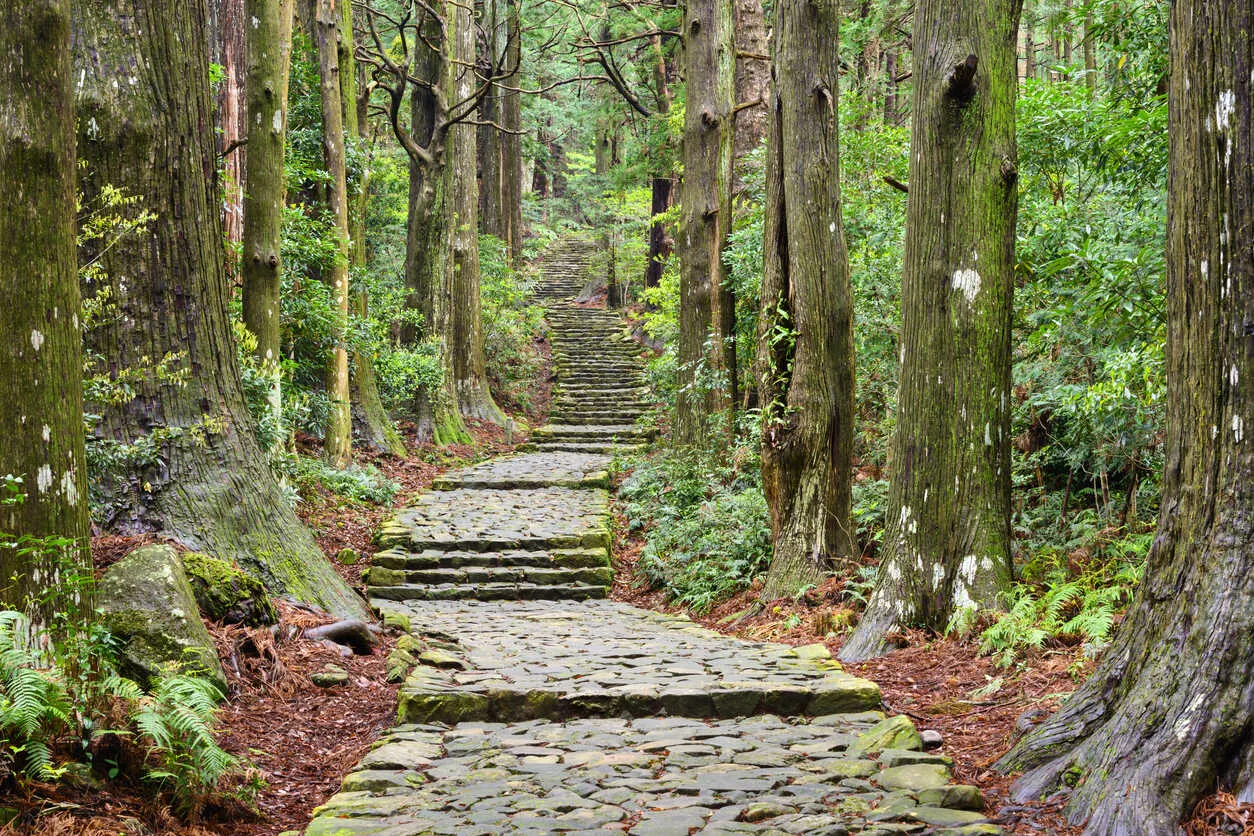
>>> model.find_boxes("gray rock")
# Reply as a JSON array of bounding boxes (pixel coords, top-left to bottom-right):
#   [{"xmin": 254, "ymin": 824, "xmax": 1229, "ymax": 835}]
[
  {"xmin": 97, "ymin": 545, "xmax": 226, "ymax": 692},
  {"xmin": 312, "ymin": 665, "xmax": 350, "ymax": 687}
]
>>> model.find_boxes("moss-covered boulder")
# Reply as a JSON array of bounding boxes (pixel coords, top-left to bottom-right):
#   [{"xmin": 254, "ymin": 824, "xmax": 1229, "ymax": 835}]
[
  {"xmin": 97, "ymin": 545, "xmax": 227, "ymax": 692},
  {"xmin": 181, "ymin": 552, "xmax": 277, "ymax": 626}
]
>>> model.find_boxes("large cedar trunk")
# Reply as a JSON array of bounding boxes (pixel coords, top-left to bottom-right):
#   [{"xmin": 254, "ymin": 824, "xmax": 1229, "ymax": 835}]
[
  {"xmin": 997, "ymin": 4, "xmax": 1254, "ymax": 832},
  {"xmin": 74, "ymin": 0, "xmax": 366, "ymax": 620},
  {"xmin": 241, "ymin": 0, "xmax": 294, "ymax": 436},
  {"xmin": 478, "ymin": 0, "xmax": 504, "ymax": 239},
  {"xmin": 449, "ymin": 0, "xmax": 505, "ymax": 425},
  {"xmin": 0, "ymin": 0, "xmax": 92, "ymax": 617},
  {"xmin": 840, "ymin": 0, "xmax": 1020, "ymax": 661},
  {"xmin": 311, "ymin": 0, "xmax": 354, "ymax": 467},
  {"xmin": 675, "ymin": 0, "xmax": 734, "ymax": 445},
  {"xmin": 755, "ymin": 0, "xmax": 856, "ymax": 600}
]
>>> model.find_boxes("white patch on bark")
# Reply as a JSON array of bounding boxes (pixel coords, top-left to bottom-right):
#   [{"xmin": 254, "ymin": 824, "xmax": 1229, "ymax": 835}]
[
  {"xmin": 36, "ymin": 465, "xmax": 53, "ymax": 494},
  {"xmin": 1174, "ymin": 691, "xmax": 1207, "ymax": 741},
  {"xmin": 61, "ymin": 470, "xmax": 79, "ymax": 506},
  {"xmin": 1215, "ymin": 90, "xmax": 1236, "ymax": 131},
  {"xmin": 30, "ymin": 330, "xmax": 44, "ymax": 351},
  {"xmin": 251, "ymin": 15, "xmax": 260, "ymax": 27},
  {"xmin": 829, "ymin": 222, "xmax": 836, "ymax": 234},
  {"xmin": 1213, "ymin": 424, "xmax": 1220, "ymax": 440},
  {"xmin": 273, "ymin": 109, "xmax": 283, "ymax": 134},
  {"xmin": 951, "ymin": 269, "xmax": 981, "ymax": 304},
  {"xmin": 984, "ymin": 423, "xmax": 992, "ymax": 446},
  {"xmin": 981, "ymin": 556, "xmax": 994, "ymax": 571},
  {"xmin": 1231, "ymin": 365, "xmax": 1239, "ymax": 387},
  {"xmin": 41, "ymin": 425, "xmax": 50, "ymax": 442},
  {"xmin": 1234, "ymin": 414, "xmax": 1244, "ymax": 443},
  {"xmin": 932, "ymin": 563, "xmax": 944, "ymax": 590}
]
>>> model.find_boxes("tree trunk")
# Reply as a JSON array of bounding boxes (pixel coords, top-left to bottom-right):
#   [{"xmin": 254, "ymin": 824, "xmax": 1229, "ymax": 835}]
[
  {"xmin": 311, "ymin": 0, "xmax": 353, "ymax": 467},
  {"xmin": 242, "ymin": 0, "xmax": 294, "ymax": 441},
  {"xmin": 479, "ymin": 0, "xmax": 504, "ymax": 238},
  {"xmin": 449, "ymin": 0, "xmax": 506, "ymax": 425},
  {"xmin": 884, "ymin": 50, "xmax": 899, "ymax": 123},
  {"xmin": 840, "ymin": 0, "xmax": 1020, "ymax": 661},
  {"xmin": 1022, "ymin": 1, "xmax": 1035, "ymax": 81},
  {"xmin": 998, "ymin": 4, "xmax": 1254, "ymax": 832},
  {"xmin": 732, "ymin": 0, "xmax": 767, "ymax": 186},
  {"xmin": 74, "ymin": 0, "xmax": 366, "ymax": 620},
  {"xmin": 500, "ymin": 0, "xmax": 524, "ymax": 261},
  {"xmin": 402, "ymin": 30, "xmax": 470, "ymax": 446},
  {"xmin": 755, "ymin": 0, "xmax": 856, "ymax": 600},
  {"xmin": 337, "ymin": 0, "xmax": 405, "ymax": 457},
  {"xmin": 645, "ymin": 176, "xmax": 675, "ymax": 290},
  {"xmin": 1082, "ymin": 11, "xmax": 1096, "ymax": 92},
  {"xmin": 209, "ymin": 0, "xmax": 248, "ymax": 259},
  {"xmin": 675, "ymin": 0, "xmax": 734, "ymax": 445},
  {"xmin": 0, "ymin": 0, "xmax": 92, "ymax": 621}
]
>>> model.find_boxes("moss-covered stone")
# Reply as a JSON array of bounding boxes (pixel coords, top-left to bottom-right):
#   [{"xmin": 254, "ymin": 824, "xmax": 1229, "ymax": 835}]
[
  {"xmin": 181, "ymin": 551, "xmax": 277, "ymax": 626},
  {"xmin": 848, "ymin": 715, "xmax": 924, "ymax": 757},
  {"xmin": 97, "ymin": 545, "xmax": 227, "ymax": 692}
]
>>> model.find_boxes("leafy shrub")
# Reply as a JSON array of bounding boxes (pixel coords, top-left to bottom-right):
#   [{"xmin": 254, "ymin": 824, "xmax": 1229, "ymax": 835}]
[
  {"xmin": 479, "ymin": 234, "xmax": 545, "ymax": 411},
  {"xmin": 620, "ymin": 431, "xmax": 771, "ymax": 612},
  {"xmin": 287, "ymin": 455, "xmax": 399, "ymax": 505}
]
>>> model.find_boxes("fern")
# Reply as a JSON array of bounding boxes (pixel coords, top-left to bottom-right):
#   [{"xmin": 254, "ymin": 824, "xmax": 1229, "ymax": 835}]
[
  {"xmin": 0, "ymin": 611, "xmax": 72, "ymax": 780},
  {"xmin": 133, "ymin": 673, "xmax": 236, "ymax": 815}
]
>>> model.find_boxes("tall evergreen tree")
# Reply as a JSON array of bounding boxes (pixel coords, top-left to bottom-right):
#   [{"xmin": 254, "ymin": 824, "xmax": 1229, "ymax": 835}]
[
  {"xmin": 74, "ymin": 0, "xmax": 366, "ymax": 619},
  {"xmin": 999, "ymin": 2, "xmax": 1254, "ymax": 832},
  {"xmin": 841, "ymin": 0, "xmax": 1022, "ymax": 660},
  {"xmin": 242, "ymin": 0, "xmax": 295, "ymax": 436},
  {"xmin": 675, "ymin": 0, "xmax": 734, "ymax": 444},
  {"xmin": 755, "ymin": 0, "xmax": 856, "ymax": 599},
  {"xmin": 311, "ymin": 0, "xmax": 354, "ymax": 467},
  {"xmin": 0, "ymin": 0, "xmax": 91, "ymax": 618}
]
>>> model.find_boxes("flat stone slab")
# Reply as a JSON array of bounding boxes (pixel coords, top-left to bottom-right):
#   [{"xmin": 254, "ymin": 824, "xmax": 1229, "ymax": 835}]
[
  {"xmin": 377, "ymin": 488, "xmax": 611, "ymax": 553},
  {"xmin": 373, "ymin": 600, "xmax": 880, "ymax": 723},
  {"xmin": 306, "ymin": 715, "xmax": 994, "ymax": 835},
  {"xmin": 431, "ymin": 452, "xmax": 611, "ymax": 490}
]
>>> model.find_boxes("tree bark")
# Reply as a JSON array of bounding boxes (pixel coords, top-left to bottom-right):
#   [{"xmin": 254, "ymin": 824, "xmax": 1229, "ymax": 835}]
[
  {"xmin": 403, "ymin": 42, "xmax": 470, "ymax": 445},
  {"xmin": 449, "ymin": 0, "xmax": 506, "ymax": 425},
  {"xmin": 675, "ymin": 0, "xmax": 735, "ymax": 445},
  {"xmin": 74, "ymin": 0, "xmax": 366, "ymax": 620},
  {"xmin": 242, "ymin": 0, "xmax": 294, "ymax": 440},
  {"xmin": 645, "ymin": 176, "xmax": 675, "ymax": 290},
  {"xmin": 338, "ymin": 0, "xmax": 406, "ymax": 457},
  {"xmin": 841, "ymin": 0, "xmax": 1021, "ymax": 661},
  {"xmin": 732, "ymin": 0, "xmax": 768, "ymax": 189},
  {"xmin": 311, "ymin": 0, "xmax": 353, "ymax": 467},
  {"xmin": 209, "ymin": 0, "xmax": 248, "ymax": 258},
  {"xmin": 500, "ymin": 0, "xmax": 524, "ymax": 260},
  {"xmin": 755, "ymin": 0, "xmax": 856, "ymax": 600},
  {"xmin": 998, "ymin": 4, "xmax": 1254, "ymax": 832},
  {"xmin": 0, "ymin": 0, "xmax": 92, "ymax": 620},
  {"xmin": 1082, "ymin": 11, "xmax": 1096, "ymax": 92}
]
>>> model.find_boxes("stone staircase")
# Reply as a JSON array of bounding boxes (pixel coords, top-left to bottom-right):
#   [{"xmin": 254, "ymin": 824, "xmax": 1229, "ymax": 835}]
[
  {"xmin": 363, "ymin": 238, "xmax": 652, "ymax": 603},
  {"xmin": 529, "ymin": 246, "xmax": 653, "ymax": 456}
]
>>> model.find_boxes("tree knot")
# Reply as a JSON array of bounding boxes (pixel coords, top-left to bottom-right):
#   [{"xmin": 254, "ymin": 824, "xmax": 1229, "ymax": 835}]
[{"xmin": 946, "ymin": 54, "xmax": 979, "ymax": 103}]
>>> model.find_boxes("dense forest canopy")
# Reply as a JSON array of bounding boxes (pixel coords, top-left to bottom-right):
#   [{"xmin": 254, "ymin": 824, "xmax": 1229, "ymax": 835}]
[{"xmin": 2, "ymin": 0, "xmax": 1252, "ymax": 833}]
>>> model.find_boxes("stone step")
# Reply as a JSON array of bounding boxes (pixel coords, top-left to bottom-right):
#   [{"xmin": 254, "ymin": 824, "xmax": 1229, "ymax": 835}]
[
  {"xmin": 532, "ymin": 424, "xmax": 651, "ymax": 439},
  {"xmin": 528, "ymin": 441, "xmax": 647, "ymax": 455},
  {"xmin": 368, "ymin": 582, "xmax": 609, "ymax": 602},
  {"xmin": 368, "ymin": 564, "xmax": 614, "ymax": 588},
  {"xmin": 372, "ymin": 546, "xmax": 609, "ymax": 570}
]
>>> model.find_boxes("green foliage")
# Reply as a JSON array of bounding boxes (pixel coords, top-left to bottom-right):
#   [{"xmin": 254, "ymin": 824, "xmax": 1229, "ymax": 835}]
[
  {"xmin": 963, "ymin": 528, "xmax": 1152, "ymax": 667},
  {"xmin": 286, "ymin": 455, "xmax": 399, "ymax": 505},
  {"xmin": 132, "ymin": 673, "xmax": 236, "ymax": 814},
  {"xmin": 0, "ymin": 612, "xmax": 72, "ymax": 780},
  {"xmin": 0, "ymin": 517, "xmax": 240, "ymax": 812},
  {"xmin": 479, "ymin": 234, "xmax": 546, "ymax": 412},
  {"xmin": 619, "ymin": 422, "xmax": 771, "ymax": 612}
]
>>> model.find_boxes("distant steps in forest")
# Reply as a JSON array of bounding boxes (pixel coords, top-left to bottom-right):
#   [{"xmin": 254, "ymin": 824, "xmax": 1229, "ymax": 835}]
[{"xmin": 364, "ymin": 237, "xmax": 654, "ymax": 603}]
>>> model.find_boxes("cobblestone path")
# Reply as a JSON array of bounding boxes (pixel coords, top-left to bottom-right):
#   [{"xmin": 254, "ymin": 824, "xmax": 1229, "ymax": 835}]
[{"xmin": 307, "ymin": 240, "xmax": 1000, "ymax": 835}]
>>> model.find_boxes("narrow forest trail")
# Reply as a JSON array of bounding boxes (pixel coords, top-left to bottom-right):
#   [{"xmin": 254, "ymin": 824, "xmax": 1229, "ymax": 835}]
[{"xmin": 303, "ymin": 239, "xmax": 1000, "ymax": 835}]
